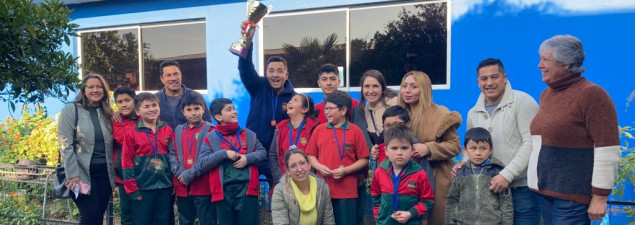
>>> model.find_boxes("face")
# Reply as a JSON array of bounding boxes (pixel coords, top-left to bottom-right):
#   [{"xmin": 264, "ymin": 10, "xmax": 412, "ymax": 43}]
[
  {"xmin": 160, "ymin": 65, "xmax": 182, "ymax": 92},
  {"xmin": 266, "ymin": 62, "xmax": 288, "ymax": 91},
  {"xmin": 383, "ymin": 116, "xmax": 409, "ymax": 130},
  {"xmin": 286, "ymin": 95, "xmax": 308, "ymax": 117},
  {"xmin": 324, "ymin": 102, "xmax": 346, "ymax": 125},
  {"xmin": 214, "ymin": 104, "xmax": 238, "ymax": 124},
  {"xmin": 115, "ymin": 94, "xmax": 134, "ymax": 116},
  {"xmin": 385, "ymin": 138, "xmax": 413, "ymax": 168},
  {"xmin": 477, "ymin": 65, "xmax": 507, "ymax": 104},
  {"xmin": 400, "ymin": 75, "xmax": 420, "ymax": 104},
  {"xmin": 538, "ymin": 52, "xmax": 570, "ymax": 84},
  {"xmin": 286, "ymin": 153, "xmax": 310, "ymax": 182},
  {"xmin": 362, "ymin": 77, "xmax": 382, "ymax": 105},
  {"xmin": 136, "ymin": 99, "xmax": 160, "ymax": 122},
  {"xmin": 318, "ymin": 72, "xmax": 340, "ymax": 96},
  {"xmin": 84, "ymin": 78, "xmax": 105, "ymax": 105},
  {"xmin": 464, "ymin": 140, "xmax": 493, "ymax": 165},
  {"xmin": 183, "ymin": 104, "xmax": 204, "ymax": 125}
]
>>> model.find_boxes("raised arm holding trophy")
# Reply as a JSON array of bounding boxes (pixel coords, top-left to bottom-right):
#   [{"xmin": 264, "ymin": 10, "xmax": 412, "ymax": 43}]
[{"xmin": 230, "ymin": 0, "xmax": 272, "ymax": 58}]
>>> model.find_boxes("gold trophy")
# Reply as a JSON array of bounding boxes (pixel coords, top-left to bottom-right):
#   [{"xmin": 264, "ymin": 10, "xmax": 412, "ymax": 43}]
[{"xmin": 229, "ymin": 0, "xmax": 273, "ymax": 58}]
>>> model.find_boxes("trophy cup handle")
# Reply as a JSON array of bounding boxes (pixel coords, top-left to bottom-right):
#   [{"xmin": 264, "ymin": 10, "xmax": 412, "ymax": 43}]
[{"xmin": 266, "ymin": 5, "xmax": 273, "ymax": 15}]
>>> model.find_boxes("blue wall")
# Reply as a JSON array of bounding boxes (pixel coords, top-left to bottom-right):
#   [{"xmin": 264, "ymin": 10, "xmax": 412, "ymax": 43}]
[{"xmin": 1, "ymin": 0, "xmax": 633, "ymax": 200}]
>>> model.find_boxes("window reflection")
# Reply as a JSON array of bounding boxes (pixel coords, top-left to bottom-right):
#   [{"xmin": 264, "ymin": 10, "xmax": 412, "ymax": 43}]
[{"xmin": 81, "ymin": 29, "xmax": 140, "ymax": 90}]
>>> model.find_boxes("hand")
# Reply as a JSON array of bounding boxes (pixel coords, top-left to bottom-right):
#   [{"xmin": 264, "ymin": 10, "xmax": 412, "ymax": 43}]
[
  {"xmin": 588, "ymin": 194, "xmax": 608, "ymax": 221},
  {"xmin": 178, "ymin": 175, "xmax": 188, "ymax": 185},
  {"xmin": 241, "ymin": 21, "xmax": 256, "ymax": 48},
  {"xmin": 134, "ymin": 195, "xmax": 142, "ymax": 201},
  {"xmin": 332, "ymin": 166, "xmax": 347, "ymax": 179},
  {"xmin": 489, "ymin": 175, "xmax": 510, "ymax": 193},
  {"xmin": 451, "ymin": 162, "xmax": 465, "ymax": 179},
  {"xmin": 65, "ymin": 177, "xmax": 80, "ymax": 189},
  {"xmin": 412, "ymin": 143, "xmax": 429, "ymax": 158},
  {"xmin": 317, "ymin": 164, "xmax": 333, "ymax": 176},
  {"xmin": 226, "ymin": 150, "xmax": 239, "ymax": 161},
  {"xmin": 391, "ymin": 211, "xmax": 412, "ymax": 224},
  {"xmin": 233, "ymin": 155, "xmax": 247, "ymax": 168},
  {"xmin": 371, "ymin": 144, "xmax": 379, "ymax": 161},
  {"xmin": 111, "ymin": 112, "xmax": 122, "ymax": 123}
]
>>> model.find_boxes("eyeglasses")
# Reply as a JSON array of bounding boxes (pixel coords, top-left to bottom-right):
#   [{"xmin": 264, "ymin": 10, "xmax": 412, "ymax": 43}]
[
  {"xmin": 323, "ymin": 107, "xmax": 340, "ymax": 112},
  {"xmin": 288, "ymin": 160, "xmax": 308, "ymax": 171}
]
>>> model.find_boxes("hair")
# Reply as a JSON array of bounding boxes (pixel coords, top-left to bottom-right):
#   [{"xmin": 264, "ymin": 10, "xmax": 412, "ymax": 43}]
[
  {"xmin": 266, "ymin": 56, "xmax": 288, "ymax": 71},
  {"xmin": 464, "ymin": 127, "xmax": 493, "ymax": 148},
  {"xmin": 382, "ymin": 105, "xmax": 410, "ymax": 124},
  {"xmin": 476, "ymin": 58, "xmax": 505, "ymax": 75},
  {"xmin": 398, "ymin": 71, "xmax": 433, "ymax": 110},
  {"xmin": 296, "ymin": 93, "xmax": 318, "ymax": 119},
  {"xmin": 325, "ymin": 90, "xmax": 353, "ymax": 118},
  {"xmin": 159, "ymin": 60, "xmax": 181, "ymax": 77},
  {"xmin": 209, "ymin": 98, "xmax": 233, "ymax": 122},
  {"xmin": 134, "ymin": 93, "xmax": 159, "ymax": 110},
  {"xmin": 539, "ymin": 35, "xmax": 586, "ymax": 74},
  {"xmin": 318, "ymin": 63, "xmax": 339, "ymax": 78},
  {"xmin": 74, "ymin": 74, "xmax": 114, "ymax": 125},
  {"xmin": 383, "ymin": 123, "xmax": 415, "ymax": 146},
  {"xmin": 359, "ymin": 69, "xmax": 398, "ymax": 106},
  {"xmin": 113, "ymin": 86, "xmax": 136, "ymax": 100},
  {"xmin": 283, "ymin": 148, "xmax": 309, "ymax": 169},
  {"xmin": 181, "ymin": 92, "xmax": 205, "ymax": 110}
]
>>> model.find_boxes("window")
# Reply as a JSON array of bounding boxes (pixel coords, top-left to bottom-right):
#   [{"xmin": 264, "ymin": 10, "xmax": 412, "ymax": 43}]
[
  {"xmin": 261, "ymin": 1, "xmax": 449, "ymax": 91},
  {"xmin": 78, "ymin": 20, "xmax": 207, "ymax": 91}
]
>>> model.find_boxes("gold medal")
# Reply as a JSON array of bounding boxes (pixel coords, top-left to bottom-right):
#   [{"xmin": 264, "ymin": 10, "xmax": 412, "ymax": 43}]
[
  {"xmin": 271, "ymin": 119, "xmax": 276, "ymax": 126},
  {"xmin": 187, "ymin": 158, "xmax": 193, "ymax": 165}
]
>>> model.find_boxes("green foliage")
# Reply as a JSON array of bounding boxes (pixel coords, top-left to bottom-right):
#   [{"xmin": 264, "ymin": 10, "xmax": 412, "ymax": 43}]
[
  {"xmin": 0, "ymin": 182, "xmax": 44, "ymax": 225},
  {"xmin": 0, "ymin": 105, "xmax": 58, "ymax": 166},
  {"xmin": 613, "ymin": 126, "xmax": 635, "ymax": 199},
  {"xmin": 282, "ymin": 33, "xmax": 344, "ymax": 88},
  {"xmin": 0, "ymin": 0, "xmax": 80, "ymax": 112}
]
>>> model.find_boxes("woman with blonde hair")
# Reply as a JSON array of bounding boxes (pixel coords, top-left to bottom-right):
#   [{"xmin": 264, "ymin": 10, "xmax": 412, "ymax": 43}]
[
  {"xmin": 58, "ymin": 74, "xmax": 115, "ymax": 224},
  {"xmin": 398, "ymin": 71, "xmax": 462, "ymax": 225}
]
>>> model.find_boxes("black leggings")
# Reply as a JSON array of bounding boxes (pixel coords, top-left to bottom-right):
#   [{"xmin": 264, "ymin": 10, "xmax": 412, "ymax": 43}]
[{"xmin": 71, "ymin": 164, "xmax": 112, "ymax": 225}]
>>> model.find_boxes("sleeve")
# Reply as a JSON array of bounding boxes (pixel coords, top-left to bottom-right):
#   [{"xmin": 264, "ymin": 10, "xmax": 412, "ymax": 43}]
[
  {"xmin": 269, "ymin": 129, "xmax": 283, "ymax": 183},
  {"xmin": 122, "ymin": 129, "xmax": 140, "ymax": 199},
  {"xmin": 168, "ymin": 133, "xmax": 185, "ymax": 177},
  {"xmin": 304, "ymin": 128, "xmax": 320, "ymax": 157},
  {"xmin": 499, "ymin": 188, "xmax": 514, "ymax": 225},
  {"xmin": 498, "ymin": 95, "xmax": 539, "ymax": 183},
  {"xmin": 112, "ymin": 117, "xmax": 125, "ymax": 145},
  {"xmin": 271, "ymin": 182, "xmax": 291, "ymax": 225},
  {"xmin": 183, "ymin": 135, "xmax": 228, "ymax": 183},
  {"xmin": 355, "ymin": 128, "xmax": 371, "ymax": 160},
  {"xmin": 322, "ymin": 183, "xmax": 336, "ymax": 225},
  {"xmin": 408, "ymin": 172, "xmax": 434, "ymax": 219},
  {"xmin": 238, "ymin": 46, "xmax": 264, "ymax": 96},
  {"xmin": 445, "ymin": 179, "xmax": 460, "ymax": 225},
  {"xmin": 57, "ymin": 104, "xmax": 80, "ymax": 180},
  {"xmin": 584, "ymin": 86, "xmax": 621, "ymax": 195},
  {"xmin": 370, "ymin": 171, "xmax": 382, "ymax": 219},
  {"xmin": 426, "ymin": 112, "xmax": 462, "ymax": 161},
  {"xmin": 245, "ymin": 132, "xmax": 267, "ymax": 165}
]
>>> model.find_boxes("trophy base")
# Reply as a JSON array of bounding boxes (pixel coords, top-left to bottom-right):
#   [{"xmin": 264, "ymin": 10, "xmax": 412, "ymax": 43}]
[{"xmin": 229, "ymin": 43, "xmax": 248, "ymax": 58}]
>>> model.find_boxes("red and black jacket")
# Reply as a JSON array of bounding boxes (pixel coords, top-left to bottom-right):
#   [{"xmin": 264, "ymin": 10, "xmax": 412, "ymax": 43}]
[
  {"xmin": 112, "ymin": 113, "xmax": 138, "ymax": 184},
  {"xmin": 168, "ymin": 121, "xmax": 215, "ymax": 197}
]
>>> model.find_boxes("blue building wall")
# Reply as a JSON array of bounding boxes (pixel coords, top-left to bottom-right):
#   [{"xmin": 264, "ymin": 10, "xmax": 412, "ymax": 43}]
[{"xmin": 1, "ymin": 0, "xmax": 634, "ymax": 209}]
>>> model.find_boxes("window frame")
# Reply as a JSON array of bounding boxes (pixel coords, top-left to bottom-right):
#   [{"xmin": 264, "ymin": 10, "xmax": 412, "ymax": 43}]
[
  {"xmin": 77, "ymin": 20, "xmax": 208, "ymax": 94},
  {"xmin": 258, "ymin": 0, "xmax": 451, "ymax": 93}
]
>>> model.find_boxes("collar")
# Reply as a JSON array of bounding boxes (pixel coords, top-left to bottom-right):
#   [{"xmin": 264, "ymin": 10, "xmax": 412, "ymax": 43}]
[
  {"xmin": 474, "ymin": 81, "xmax": 514, "ymax": 113},
  {"xmin": 271, "ymin": 80, "xmax": 296, "ymax": 95},
  {"xmin": 135, "ymin": 119, "xmax": 167, "ymax": 132},
  {"xmin": 325, "ymin": 120, "xmax": 351, "ymax": 129},
  {"xmin": 160, "ymin": 84, "xmax": 188, "ymax": 97},
  {"xmin": 548, "ymin": 75, "xmax": 584, "ymax": 91},
  {"xmin": 185, "ymin": 120, "xmax": 205, "ymax": 129},
  {"xmin": 379, "ymin": 159, "xmax": 422, "ymax": 177}
]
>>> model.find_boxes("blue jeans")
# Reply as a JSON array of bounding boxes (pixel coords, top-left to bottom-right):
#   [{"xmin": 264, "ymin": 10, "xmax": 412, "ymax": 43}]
[
  {"xmin": 536, "ymin": 193, "xmax": 590, "ymax": 225},
  {"xmin": 512, "ymin": 187, "xmax": 541, "ymax": 225}
]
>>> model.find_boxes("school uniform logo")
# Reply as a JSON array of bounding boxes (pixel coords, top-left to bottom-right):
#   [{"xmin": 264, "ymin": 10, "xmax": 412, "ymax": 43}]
[
  {"xmin": 407, "ymin": 180, "xmax": 417, "ymax": 190},
  {"xmin": 300, "ymin": 138, "xmax": 307, "ymax": 145},
  {"xmin": 164, "ymin": 137, "xmax": 170, "ymax": 143},
  {"xmin": 195, "ymin": 132, "xmax": 200, "ymax": 140},
  {"xmin": 345, "ymin": 143, "xmax": 352, "ymax": 151}
]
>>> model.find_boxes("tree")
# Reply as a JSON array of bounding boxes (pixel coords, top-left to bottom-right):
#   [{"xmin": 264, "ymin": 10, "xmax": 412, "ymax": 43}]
[
  {"xmin": 280, "ymin": 33, "xmax": 345, "ymax": 88},
  {"xmin": 0, "ymin": 0, "xmax": 80, "ymax": 112}
]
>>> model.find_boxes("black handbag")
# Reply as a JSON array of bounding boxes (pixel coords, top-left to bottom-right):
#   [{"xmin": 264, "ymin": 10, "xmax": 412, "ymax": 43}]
[{"xmin": 52, "ymin": 104, "xmax": 78, "ymax": 199}]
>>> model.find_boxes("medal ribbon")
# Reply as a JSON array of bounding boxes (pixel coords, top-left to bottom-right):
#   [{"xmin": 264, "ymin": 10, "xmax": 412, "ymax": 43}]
[
  {"xmin": 271, "ymin": 90, "xmax": 278, "ymax": 122},
  {"xmin": 288, "ymin": 119, "xmax": 306, "ymax": 149},
  {"xmin": 215, "ymin": 129, "xmax": 242, "ymax": 153},
  {"xmin": 184, "ymin": 126, "xmax": 197, "ymax": 162},
  {"xmin": 391, "ymin": 161, "xmax": 409, "ymax": 212},
  {"xmin": 144, "ymin": 131, "xmax": 159, "ymax": 157},
  {"xmin": 331, "ymin": 124, "xmax": 346, "ymax": 165}
]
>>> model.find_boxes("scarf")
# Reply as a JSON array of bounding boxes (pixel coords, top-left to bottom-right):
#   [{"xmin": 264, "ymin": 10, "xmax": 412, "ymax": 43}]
[{"xmin": 216, "ymin": 122, "xmax": 239, "ymax": 135}]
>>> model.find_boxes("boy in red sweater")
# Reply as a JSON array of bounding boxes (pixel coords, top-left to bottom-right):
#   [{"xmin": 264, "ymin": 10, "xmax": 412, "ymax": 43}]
[
  {"xmin": 122, "ymin": 93, "xmax": 174, "ymax": 225},
  {"xmin": 168, "ymin": 93, "xmax": 216, "ymax": 225},
  {"xmin": 112, "ymin": 87, "xmax": 137, "ymax": 225},
  {"xmin": 306, "ymin": 90, "xmax": 369, "ymax": 225},
  {"xmin": 181, "ymin": 98, "xmax": 267, "ymax": 225},
  {"xmin": 314, "ymin": 64, "xmax": 359, "ymax": 123},
  {"xmin": 371, "ymin": 124, "xmax": 434, "ymax": 225}
]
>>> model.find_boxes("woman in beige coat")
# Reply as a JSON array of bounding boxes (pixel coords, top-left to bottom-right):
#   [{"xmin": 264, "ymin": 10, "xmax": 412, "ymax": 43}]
[
  {"xmin": 272, "ymin": 149, "xmax": 335, "ymax": 225},
  {"xmin": 399, "ymin": 71, "xmax": 462, "ymax": 225}
]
